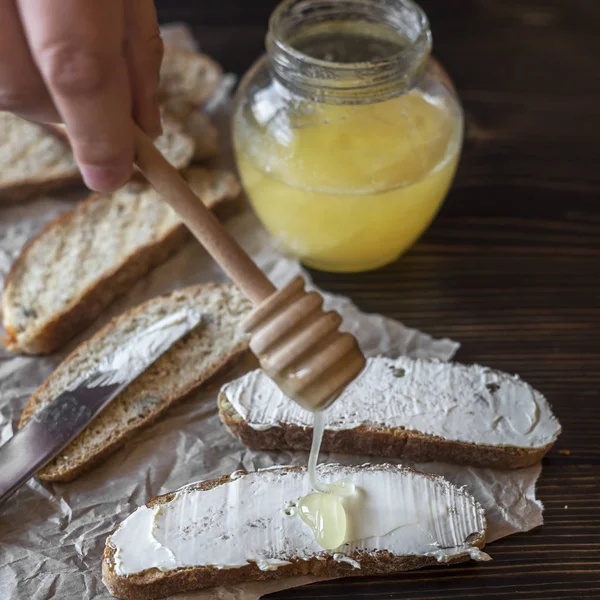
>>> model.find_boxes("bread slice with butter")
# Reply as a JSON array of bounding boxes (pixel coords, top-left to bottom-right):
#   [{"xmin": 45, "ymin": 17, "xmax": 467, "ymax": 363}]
[
  {"xmin": 219, "ymin": 356, "xmax": 561, "ymax": 469},
  {"xmin": 18, "ymin": 283, "xmax": 251, "ymax": 481},
  {"xmin": 102, "ymin": 463, "xmax": 488, "ymax": 599},
  {"xmin": 2, "ymin": 169, "xmax": 241, "ymax": 355}
]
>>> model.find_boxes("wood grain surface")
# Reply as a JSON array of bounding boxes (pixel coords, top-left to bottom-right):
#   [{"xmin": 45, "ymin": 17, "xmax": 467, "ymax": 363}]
[{"xmin": 156, "ymin": 1, "xmax": 600, "ymax": 597}]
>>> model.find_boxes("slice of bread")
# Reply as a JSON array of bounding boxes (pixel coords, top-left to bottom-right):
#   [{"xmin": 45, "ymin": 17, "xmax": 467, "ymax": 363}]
[
  {"xmin": 0, "ymin": 112, "xmax": 80, "ymax": 203},
  {"xmin": 18, "ymin": 284, "xmax": 251, "ymax": 481},
  {"xmin": 219, "ymin": 356, "xmax": 561, "ymax": 469},
  {"xmin": 2, "ymin": 169, "xmax": 241, "ymax": 355},
  {"xmin": 158, "ymin": 46, "xmax": 222, "ymax": 119},
  {"xmin": 102, "ymin": 463, "xmax": 488, "ymax": 599}
]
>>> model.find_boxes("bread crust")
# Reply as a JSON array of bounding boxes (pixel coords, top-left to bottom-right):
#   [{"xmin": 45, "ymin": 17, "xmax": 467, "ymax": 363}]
[
  {"xmin": 17, "ymin": 283, "xmax": 250, "ymax": 481},
  {"xmin": 102, "ymin": 466, "xmax": 486, "ymax": 600},
  {"xmin": 218, "ymin": 393, "xmax": 552, "ymax": 470},
  {"xmin": 0, "ymin": 175, "xmax": 82, "ymax": 204},
  {"xmin": 104, "ymin": 549, "xmax": 470, "ymax": 600}
]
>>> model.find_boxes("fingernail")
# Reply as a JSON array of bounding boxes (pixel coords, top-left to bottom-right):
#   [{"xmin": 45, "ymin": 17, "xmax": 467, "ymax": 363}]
[{"xmin": 81, "ymin": 164, "xmax": 132, "ymax": 192}]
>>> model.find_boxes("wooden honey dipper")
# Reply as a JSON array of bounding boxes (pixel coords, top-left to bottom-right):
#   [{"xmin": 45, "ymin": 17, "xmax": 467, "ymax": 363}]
[{"xmin": 134, "ymin": 126, "xmax": 366, "ymax": 410}]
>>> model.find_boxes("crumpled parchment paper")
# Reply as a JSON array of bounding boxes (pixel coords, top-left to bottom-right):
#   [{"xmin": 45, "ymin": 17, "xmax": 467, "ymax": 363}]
[{"xmin": 0, "ymin": 24, "xmax": 543, "ymax": 600}]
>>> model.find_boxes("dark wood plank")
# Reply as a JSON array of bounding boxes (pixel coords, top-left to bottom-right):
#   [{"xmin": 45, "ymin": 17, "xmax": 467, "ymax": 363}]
[{"xmin": 155, "ymin": 0, "xmax": 600, "ymax": 597}]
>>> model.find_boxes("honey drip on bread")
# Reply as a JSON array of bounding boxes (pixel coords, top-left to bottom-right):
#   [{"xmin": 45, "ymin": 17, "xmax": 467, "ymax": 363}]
[{"xmin": 298, "ymin": 411, "xmax": 356, "ymax": 550}]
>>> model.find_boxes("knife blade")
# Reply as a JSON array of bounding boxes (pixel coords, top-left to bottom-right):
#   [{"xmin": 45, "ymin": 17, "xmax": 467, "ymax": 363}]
[{"xmin": 0, "ymin": 308, "xmax": 202, "ymax": 505}]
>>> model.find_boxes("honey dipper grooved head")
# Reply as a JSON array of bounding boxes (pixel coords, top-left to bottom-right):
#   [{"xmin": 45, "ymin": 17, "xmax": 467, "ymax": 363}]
[{"xmin": 241, "ymin": 276, "xmax": 366, "ymax": 411}]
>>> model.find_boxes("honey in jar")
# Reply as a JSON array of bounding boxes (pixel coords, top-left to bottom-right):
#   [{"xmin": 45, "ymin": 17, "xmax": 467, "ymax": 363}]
[{"xmin": 234, "ymin": 0, "xmax": 463, "ymax": 272}]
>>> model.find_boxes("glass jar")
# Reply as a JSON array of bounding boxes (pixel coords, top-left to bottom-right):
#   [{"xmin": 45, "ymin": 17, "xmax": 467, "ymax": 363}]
[{"xmin": 233, "ymin": 0, "xmax": 463, "ymax": 273}]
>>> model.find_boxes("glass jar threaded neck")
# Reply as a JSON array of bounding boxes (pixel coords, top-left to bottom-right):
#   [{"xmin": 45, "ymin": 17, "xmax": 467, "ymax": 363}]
[{"xmin": 266, "ymin": 0, "xmax": 432, "ymax": 104}]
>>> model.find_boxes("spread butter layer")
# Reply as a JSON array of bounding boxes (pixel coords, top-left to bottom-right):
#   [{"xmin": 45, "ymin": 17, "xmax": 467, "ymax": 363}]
[
  {"xmin": 108, "ymin": 464, "xmax": 487, "ymax": 576},
  {"xmin": 222, "ymin": 356, "xmax": 561, "ymax": 449}
]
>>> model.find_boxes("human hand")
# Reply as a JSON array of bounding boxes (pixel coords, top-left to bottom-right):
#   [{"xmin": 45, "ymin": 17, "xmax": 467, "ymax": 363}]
[{"xmin": 0, "ymin": 0, "xmax": 163, "ymax": 192}]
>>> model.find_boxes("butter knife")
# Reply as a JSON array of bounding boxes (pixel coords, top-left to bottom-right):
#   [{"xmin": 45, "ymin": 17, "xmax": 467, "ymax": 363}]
[{"xmin": 0, "ymin": 308, "xmax": 202, "ymax": 504}]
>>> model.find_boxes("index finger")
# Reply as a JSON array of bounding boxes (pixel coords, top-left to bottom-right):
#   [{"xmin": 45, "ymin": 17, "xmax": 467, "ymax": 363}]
[{"xmin": 17, "ymin": 0, "xmax": 134, "ymax": 192}]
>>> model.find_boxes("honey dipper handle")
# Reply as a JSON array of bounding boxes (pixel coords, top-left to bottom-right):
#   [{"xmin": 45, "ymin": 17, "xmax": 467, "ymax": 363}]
[{"xmin": 133, "ymin": 125, "xmax": 276, "ymax": 305}]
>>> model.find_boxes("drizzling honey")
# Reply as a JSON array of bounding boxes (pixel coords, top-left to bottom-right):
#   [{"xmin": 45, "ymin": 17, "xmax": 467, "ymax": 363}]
[
  {"xmin": 239, "ymin": 275, "xmax": 364, "ymax": 550},
  {"xmin": 297, "ymin": 411, "xmax": 356, "ymax": 550}
]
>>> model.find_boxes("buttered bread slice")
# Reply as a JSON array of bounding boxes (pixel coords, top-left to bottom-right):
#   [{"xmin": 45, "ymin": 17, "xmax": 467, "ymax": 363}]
[
  {"xmin": 103, "ymin": 464, "xmax": 488, "ymax": 599},
  {"xmin": 219, "ymin": 356, "xmax": 561, "ymax": 469},
  {"xmin": 19, "ymin": 284, "xmax": 251, "ymax": 481}
]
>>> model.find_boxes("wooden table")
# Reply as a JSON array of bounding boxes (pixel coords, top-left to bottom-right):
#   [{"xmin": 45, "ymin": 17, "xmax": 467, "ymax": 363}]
[{"xmin": 157, "ymin": 1, "xmax": 600, "ymax": 597}]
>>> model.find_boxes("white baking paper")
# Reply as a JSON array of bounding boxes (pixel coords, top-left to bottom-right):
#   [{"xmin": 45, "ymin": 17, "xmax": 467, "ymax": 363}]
[{"xmin": 0, "ymin": 24, "xmax": 544, "ymax": 600}]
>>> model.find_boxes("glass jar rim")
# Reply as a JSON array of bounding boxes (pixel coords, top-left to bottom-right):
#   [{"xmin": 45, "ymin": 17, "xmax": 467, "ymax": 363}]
[{"xmin": 266, "ymin": 0, "xmax": 432, "ymax": 103}]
